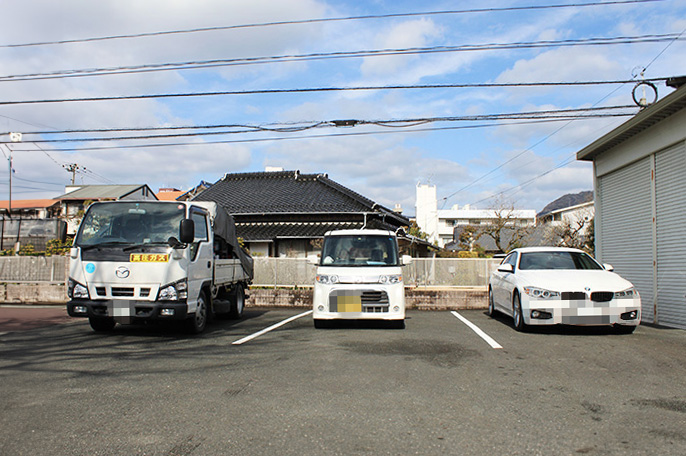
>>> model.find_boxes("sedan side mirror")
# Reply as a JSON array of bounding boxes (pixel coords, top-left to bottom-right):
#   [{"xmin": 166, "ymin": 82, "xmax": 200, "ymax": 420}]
[
  {"xmin": 497, "ymin": 263, "xmax": 514, "ymax": 273},
  {"xmin": 603, "ymin": 263, "xmax": 614, "ymax": 272},
  {"xmin": 179, "ymin": 219, "xmax": 195, "ymax": 244}
]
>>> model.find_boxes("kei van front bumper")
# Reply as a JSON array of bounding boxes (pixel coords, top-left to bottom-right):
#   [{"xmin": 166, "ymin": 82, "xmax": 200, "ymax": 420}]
[{"xmin": 68, "ymin": 299, "xmax": 189, "ymax": 322}]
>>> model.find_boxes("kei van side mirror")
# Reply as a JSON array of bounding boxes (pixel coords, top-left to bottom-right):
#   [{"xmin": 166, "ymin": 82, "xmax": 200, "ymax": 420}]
[
  {"xmin": 179, "ymin": 219, "xmax": 195, "ymax": 244},
  {"xmin": 401, "ymin": 255, "xmax": 412, "ymax": 265}
]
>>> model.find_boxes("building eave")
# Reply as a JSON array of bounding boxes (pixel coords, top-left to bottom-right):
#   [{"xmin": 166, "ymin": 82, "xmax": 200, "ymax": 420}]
[{"xmin": 577, "ymin": 84, "xmax": 686, "ymax": 161}]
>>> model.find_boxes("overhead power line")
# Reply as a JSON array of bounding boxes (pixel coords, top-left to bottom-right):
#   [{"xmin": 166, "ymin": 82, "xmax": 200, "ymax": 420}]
[
  {"xmin": 8, "ymin": 116, "xmax": 638, "ymax": 154},
  {"xmin": 0, "ymin": 76, "xmax": 671, "ymax": 106},
  {"xmin": 0, "ymin": 0, "xmax": 663, "ymax": 49},
  {"xmin": 1, "ymin": 34, "xmax": 680, "ymax": 82},
  {"xmin": 2, "ymin": 106, "xmax": 638, "ymax": 144}
]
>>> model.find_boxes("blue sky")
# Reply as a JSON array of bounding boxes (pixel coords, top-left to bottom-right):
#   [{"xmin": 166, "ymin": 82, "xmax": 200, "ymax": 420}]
[{"xmin": 1, "ymin": 0, "xmax": 685, "ymax": 214}]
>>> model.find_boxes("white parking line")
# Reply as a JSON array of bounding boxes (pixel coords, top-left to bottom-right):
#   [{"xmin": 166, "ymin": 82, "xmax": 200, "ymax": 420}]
[
  {"xmin": 451, "ymin": 311, "xmax": 503, "ymax": 349},
  {"xmin": 232, "ymin": 310, "xmax": 313, "ymax": 345}
]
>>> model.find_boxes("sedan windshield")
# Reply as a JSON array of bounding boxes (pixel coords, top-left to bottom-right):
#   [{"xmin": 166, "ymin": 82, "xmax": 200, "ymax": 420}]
[
  {"xmin": 75, "ymin": 202, "xmax": 186, "ymax": 247},
  {"xmin": 518, "ymin": 251, "xmax": 603, "ymax": 270}
]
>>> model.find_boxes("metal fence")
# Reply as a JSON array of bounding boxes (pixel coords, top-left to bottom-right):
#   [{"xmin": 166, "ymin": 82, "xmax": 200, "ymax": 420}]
[
  {"xmin": 0, "ymin": 256, "xmax": 68, "ymax": 283},
  {"xmin": 252, "ymin": 257, "xmax": 501, "ymax": 288},
  {"xmin": 0, "ymin": 256, "xmax": 502, "ymax": 288}
]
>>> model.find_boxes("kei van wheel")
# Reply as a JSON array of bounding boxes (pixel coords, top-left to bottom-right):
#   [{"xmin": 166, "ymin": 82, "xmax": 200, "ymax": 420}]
[
  {"xmin": 513, "ymin": 292, "xmax": 527, "ymax": 332},
  {"xmin": 89, "ymin": 317, "xmax": 116, "ymax": 332},
  {"xmin": 187, "ymin": 291, "xmax": 208, "ymax": 334}
]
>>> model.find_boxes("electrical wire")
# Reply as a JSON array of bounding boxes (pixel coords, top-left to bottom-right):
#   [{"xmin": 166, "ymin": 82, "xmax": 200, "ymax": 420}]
[
  {"xmin": 1, "ymin": 34, "xmax": 680, "ymax": 82},
  {"xmin": 7, "ymin": 116, "xmax": 638, "ymax": 153},
  {"xmin": 0, "ymin": 0, "xmax": 663, "ymax": 49},
  {"xmin": 1, "ymin": 106, "xmax": 637, "ymax": 144}
]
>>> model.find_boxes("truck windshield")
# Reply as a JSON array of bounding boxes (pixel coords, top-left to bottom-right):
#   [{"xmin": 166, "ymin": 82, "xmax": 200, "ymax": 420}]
[
  {"xmin": 320, "ymin": 235, "xmax": 399, "ymax": 266},
  {"xmin": 75, "ymin": 202, "xmax": 186, "ymax": 248}
]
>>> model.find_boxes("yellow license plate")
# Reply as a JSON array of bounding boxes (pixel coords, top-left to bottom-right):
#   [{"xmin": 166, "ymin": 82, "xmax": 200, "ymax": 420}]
[
  {"xmin": 336, "ymin": 295, "xmax": 362, "ymax": 313},
  {"xmin": 130, "ymin": 254, "xmax": 169, "ymax": 263}
]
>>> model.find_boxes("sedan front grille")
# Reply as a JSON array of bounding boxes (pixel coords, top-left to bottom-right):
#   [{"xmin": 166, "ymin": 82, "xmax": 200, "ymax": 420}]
[
  {"xmin": 561, "ymin": 292, "xmax": 586, "ymax": 300},
  {"xmin": 591, "ymin": 291, "xmax": 614, "ymax": 302}
]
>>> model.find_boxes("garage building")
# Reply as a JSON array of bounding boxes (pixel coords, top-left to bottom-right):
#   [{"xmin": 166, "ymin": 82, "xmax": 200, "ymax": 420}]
[{"xmin": 577, "ymin": 79, "xmax": 686, "ymax": 329}]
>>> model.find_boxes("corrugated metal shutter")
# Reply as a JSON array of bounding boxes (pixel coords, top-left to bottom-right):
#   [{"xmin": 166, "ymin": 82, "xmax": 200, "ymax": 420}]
[
  {"xmin": 655, "ymin": 141, "xmax": 686, "ymax": 329},
  {"xmin": 598, "ymin": 157, "xmax": 654, "ymax": 323}
]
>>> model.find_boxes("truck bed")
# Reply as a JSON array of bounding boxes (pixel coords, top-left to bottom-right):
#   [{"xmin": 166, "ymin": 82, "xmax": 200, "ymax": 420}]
[{"xmin": 214, "ymin": 258, "xmax": 250, "ymax": 285}]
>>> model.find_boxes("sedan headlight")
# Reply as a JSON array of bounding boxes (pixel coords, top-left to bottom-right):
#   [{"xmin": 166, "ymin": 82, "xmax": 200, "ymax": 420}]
[
  {"xmin": 378, "ymin": 274, "xmax": 402, "ymax": 284},
  {"xmin": 68, "ymin": 278, "xmax": 89, "ymax": 299},
  {"xmin": 614, "ymin": 287, "xmax": 638, "ymax": 299},
  {"xmin": 316, "ymin": 274, "xmax": 339, "ymax": 284},
  {"xmin": 158, "ymin": 279, "xmax": 187, "ymax": 301},
  {"xmin": 523, "ymin": 286, "xmax": 560, "ymax": 299}
]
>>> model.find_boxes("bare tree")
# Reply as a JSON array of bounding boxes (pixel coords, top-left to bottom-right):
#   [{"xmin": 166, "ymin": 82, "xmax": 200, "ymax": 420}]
[{"xmin": 477, "ymin": 200, "xmax": 534, "ymax": 253}]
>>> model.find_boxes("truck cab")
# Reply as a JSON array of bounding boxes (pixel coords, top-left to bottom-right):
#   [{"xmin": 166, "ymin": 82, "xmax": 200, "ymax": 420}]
[{"xmin": 311, "ymin": 229, "xmax": 410, "ymax": 329}]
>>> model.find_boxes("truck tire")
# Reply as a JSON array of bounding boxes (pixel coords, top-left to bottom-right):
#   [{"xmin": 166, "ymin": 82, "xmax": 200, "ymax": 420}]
[
  {"xmin": 228, "ymin": 284, "xmax": 245, "ymax": 319},
  {"xmin": 89, "ymin": 317, "xmax": 116, "ymax": 332},
  {"xmin": 186, "ymin": 291, "xmax": 208, "ymax": 334}
]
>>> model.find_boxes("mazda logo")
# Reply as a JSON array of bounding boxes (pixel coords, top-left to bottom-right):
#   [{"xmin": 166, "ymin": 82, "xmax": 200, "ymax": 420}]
[{"xmin": 116, "ymin": 266, "xmax": 130, "ymax": 279}]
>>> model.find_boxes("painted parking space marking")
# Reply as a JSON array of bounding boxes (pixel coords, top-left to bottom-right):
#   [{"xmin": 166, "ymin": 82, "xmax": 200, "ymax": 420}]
[
  {"xmin": 451, "ymin": 311, "xmax": 503, "ymax": 349},
  {"xmin": 232, "ymin": 310, "xmax": 313, "ymax": 345}
]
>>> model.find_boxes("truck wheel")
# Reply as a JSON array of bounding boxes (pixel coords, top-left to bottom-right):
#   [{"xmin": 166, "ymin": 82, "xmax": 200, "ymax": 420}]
[
  {"xmin": 228, "ymin": 284, "xmax": 245, "ymax": 319},
  {"xmin": 89, "ymin": 317, "xmax": 116, "ymax": 332},
  {"xmin": 186, "ymin": 291, "xmax": 208, "ymax": 334}
]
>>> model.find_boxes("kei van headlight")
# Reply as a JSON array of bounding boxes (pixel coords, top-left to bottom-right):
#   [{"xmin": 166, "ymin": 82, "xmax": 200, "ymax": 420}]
[
  {"xmin": 614, "ymin": 287, "xmax": 638, "ymax": 299},
  {"xmin": 523, "ymin": 286, "xmax": 560, "ymax": 299},
  {"xmin": 158, "ymin": 279, "xmax": 188, "ymax": 301},
  {"xmin": 68, "ymin": 278, "xmax": 90, "ymax": 299},
  {"xmin": 316, "ymin": 274, "xmax": 339, "ymax": 284},
  {"xmin": 378, "ymin": 274, "xmax": 402, "ymax": 284}
]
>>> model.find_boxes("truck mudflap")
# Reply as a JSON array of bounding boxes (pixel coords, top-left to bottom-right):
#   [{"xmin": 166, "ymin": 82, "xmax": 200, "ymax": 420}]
[{"xmin": 67, "ymin": 300, "xmax": 189, "ymax": 323}]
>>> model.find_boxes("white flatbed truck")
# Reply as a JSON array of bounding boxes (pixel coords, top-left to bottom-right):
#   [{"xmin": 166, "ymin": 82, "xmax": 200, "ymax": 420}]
[{"xmin": 67, "ymin": 200, "xmax": 253, "ymax": 333}]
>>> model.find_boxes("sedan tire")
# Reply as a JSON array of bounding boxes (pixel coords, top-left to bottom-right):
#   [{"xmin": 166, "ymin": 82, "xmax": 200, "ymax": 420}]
[
  {"xmin": 487, "ymin": 287, "xmax": 496, "ymax": 317},
  {"xmin": 513, "ymin": 292, "xmax": 528, "ymax": 332}
]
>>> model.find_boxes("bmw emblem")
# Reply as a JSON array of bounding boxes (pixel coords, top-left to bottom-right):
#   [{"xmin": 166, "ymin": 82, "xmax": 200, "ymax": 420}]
[
  {"xmin": 584, "ymin": 287, "xmax": 591, "ymax": 292},
  {"xmin": 116, "ymin": 266, "xmax": 130, "ymax": 279}
]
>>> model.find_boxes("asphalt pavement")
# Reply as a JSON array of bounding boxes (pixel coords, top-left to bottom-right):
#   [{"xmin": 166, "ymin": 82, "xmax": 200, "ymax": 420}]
[{"xmin": 1, "ymin": 308, "xmax": 685, "ymax": 455}]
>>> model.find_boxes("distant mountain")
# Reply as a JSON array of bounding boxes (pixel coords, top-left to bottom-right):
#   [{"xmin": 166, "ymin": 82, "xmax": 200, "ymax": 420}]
[{"xmin": 538, "ymin": 191, "xmax": 593, "ymax": 216}]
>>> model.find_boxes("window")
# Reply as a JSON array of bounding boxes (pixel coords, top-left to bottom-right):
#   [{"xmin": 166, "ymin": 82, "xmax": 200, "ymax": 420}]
[{"xmin": 191, "ymin": 212, "xmax": 208, "ymax": 242}]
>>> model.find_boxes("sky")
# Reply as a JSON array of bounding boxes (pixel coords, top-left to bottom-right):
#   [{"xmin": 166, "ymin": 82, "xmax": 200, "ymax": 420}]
[{"xmin": 1, "ymin": 0, "xmax": 685, "ymax": 215}]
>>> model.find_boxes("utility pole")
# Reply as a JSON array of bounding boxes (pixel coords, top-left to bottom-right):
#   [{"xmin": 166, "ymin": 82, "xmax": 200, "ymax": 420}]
[
  {"xmin": 8, "ymin": 133, "xmax": 22, "ymax": 218},
  {"xmin": 63, "ymin": 163, "xmax": 82, "ymax": 185}
]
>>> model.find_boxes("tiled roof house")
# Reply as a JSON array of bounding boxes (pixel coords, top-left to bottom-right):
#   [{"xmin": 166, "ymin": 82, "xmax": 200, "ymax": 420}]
[{"xmin": 193, "ymin": 170, "xmax": 413, "ymax": 257}]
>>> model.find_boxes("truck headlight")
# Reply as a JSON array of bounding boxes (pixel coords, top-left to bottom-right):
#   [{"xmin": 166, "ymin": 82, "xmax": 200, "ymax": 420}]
[
  {"xmin": 316, "ymin": 274, "xmax": 339, "ymax": 284},
  {"xmin": 68, "ymin": 278, "xmax": 90, "ymax": 299},
  {"xmin": 378, "ymin": 274, "xmax": 402, "ymax": 284},
  {"xmin": 158, "ymin": 279, "xmax": 187, "ymax": 301}
]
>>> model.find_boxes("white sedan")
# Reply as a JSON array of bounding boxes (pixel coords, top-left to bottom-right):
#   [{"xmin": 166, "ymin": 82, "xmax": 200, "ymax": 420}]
[{"xmin": 488, "ymin": 247, "xmax": 640, "ymax": 333}]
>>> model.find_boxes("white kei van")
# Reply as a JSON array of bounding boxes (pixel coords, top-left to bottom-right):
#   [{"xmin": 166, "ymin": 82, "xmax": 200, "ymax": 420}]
[{"xmin": 311, "ymin": 229, "xmax": 410, "ymax": 329}]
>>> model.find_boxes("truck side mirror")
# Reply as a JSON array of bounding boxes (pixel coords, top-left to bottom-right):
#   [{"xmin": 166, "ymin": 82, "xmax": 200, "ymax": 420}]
[{"xmin": 179, "ymin": 219, "xmax": 195, "ymax": 244}]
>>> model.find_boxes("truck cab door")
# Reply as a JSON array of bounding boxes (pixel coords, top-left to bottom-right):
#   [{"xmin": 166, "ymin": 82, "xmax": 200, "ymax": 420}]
[{"xmin": 187, "ymin": 209, "xmax": 212, "ymax": 310}]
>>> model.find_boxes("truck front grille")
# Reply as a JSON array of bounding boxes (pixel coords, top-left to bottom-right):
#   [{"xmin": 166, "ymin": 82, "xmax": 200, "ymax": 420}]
[{"xmin": 111, "ymin": 287, "xmax": 135, "ymax": 297}]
